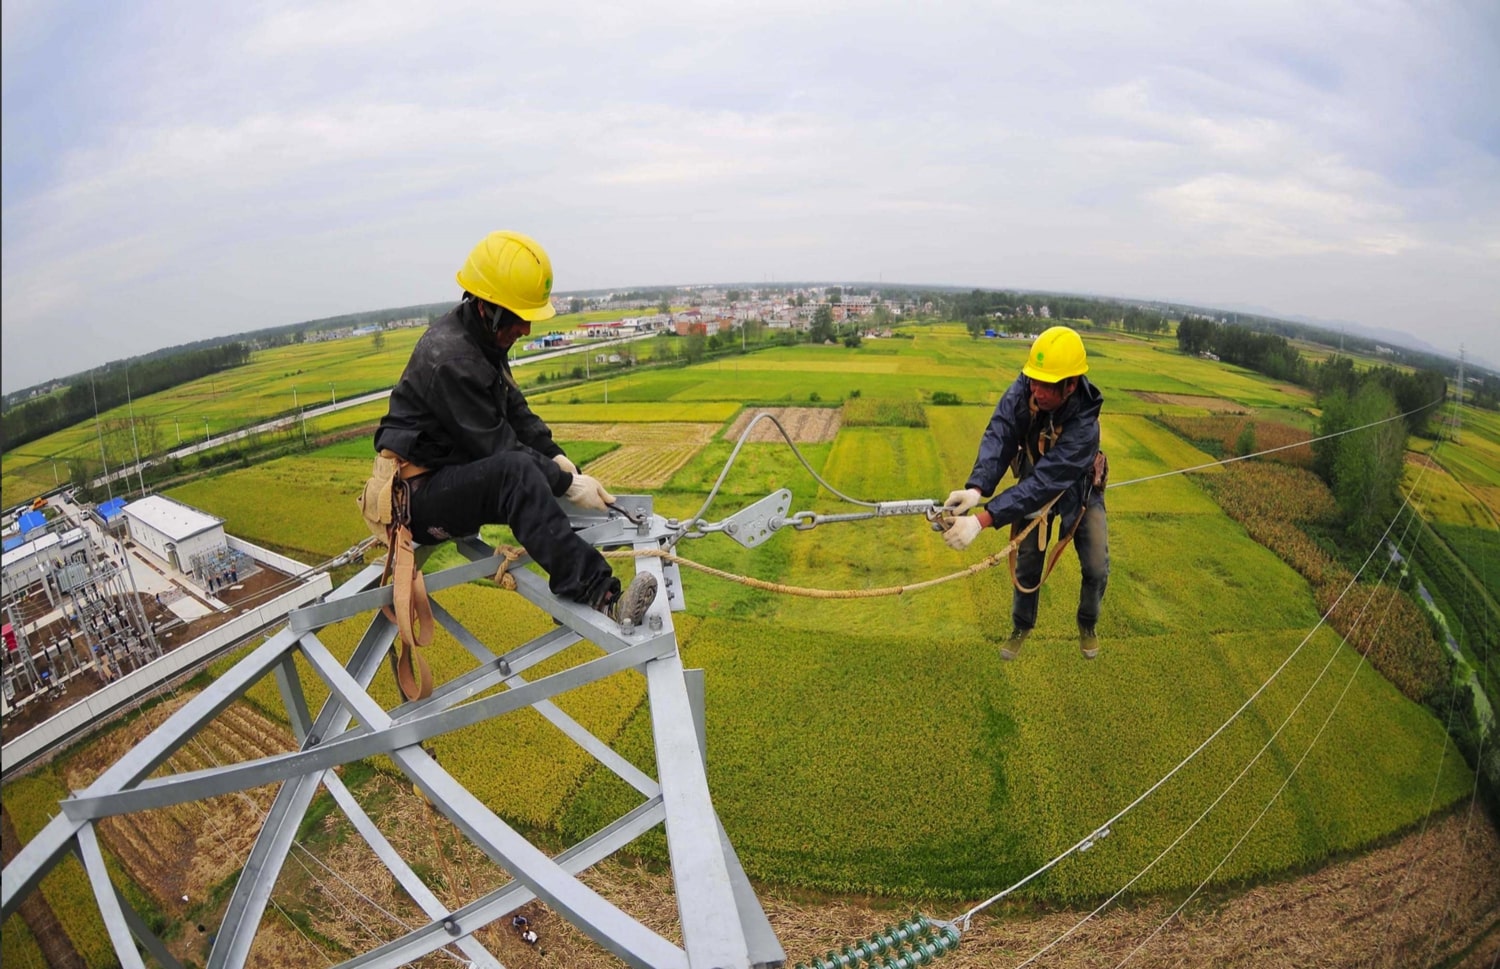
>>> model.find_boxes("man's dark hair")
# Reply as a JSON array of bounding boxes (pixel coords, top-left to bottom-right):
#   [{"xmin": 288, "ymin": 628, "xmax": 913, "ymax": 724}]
[{"xmin": 462, "ymin": 292, "xmax": 526, "ymax": 334}]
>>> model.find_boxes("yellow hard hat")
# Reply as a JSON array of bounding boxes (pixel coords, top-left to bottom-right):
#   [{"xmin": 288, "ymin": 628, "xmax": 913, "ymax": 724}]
[
  {"xmin": 455, "ymin": 230, "xmax": 558, "ymax": 322},
  {"xmin": 1021, "ymin": 326, "xmax": 1088, "ymax": 382}
]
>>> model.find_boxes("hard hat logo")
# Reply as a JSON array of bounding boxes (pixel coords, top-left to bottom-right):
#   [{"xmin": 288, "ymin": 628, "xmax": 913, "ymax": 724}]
[
  {"xmin": 455, "ymin": 231, "xmax": 558, "ymax": 323},
  {"xmin": 1022, "ymin": 326, "xmax": 1088, "ymax": 382}
]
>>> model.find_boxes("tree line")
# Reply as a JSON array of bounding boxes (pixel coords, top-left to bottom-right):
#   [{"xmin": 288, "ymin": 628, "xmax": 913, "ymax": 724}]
[
  {"xmin": 1, "ymin": 343, "xmax": 252, "ymax": 453},
  {"xmin": 1178, "ymin": 316, "xmax": 1447, "ymax": 547}
]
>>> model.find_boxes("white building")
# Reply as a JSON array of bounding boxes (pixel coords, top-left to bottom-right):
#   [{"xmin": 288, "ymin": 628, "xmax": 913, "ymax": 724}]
[
  {"xmin": 122, "ymin": 495, "xmax": 226, "ymax": 574},
  {"xmin": 1, "ymin": 532, "xmax": 61, "ymax": 597}
]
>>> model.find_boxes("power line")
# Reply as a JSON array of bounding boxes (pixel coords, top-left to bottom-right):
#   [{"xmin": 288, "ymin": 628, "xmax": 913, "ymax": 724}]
[
  {"xmin": 1107, "ymin": 475, "xmax": 1436, "ymax": 968},
  {"xmin": 1108, "ymin": 397, "xmax": 1440, "ymax": 489},
  {"xmin": 950, "ymin": 445, "xmax": 1441, "ymax": 934}
]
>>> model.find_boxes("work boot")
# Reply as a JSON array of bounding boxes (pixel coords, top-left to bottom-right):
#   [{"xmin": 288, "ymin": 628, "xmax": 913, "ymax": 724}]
[
  {"xmin": 1000, "ymin": 627, "xmax": 1031, "ymax": 661},
  {"xmin": 596, "ymin": 573, "xmax": 658, "ymax": 628},
  {"xmin": 1079, "ymin": 626, "xmax": 1100, "ymax": 660}
]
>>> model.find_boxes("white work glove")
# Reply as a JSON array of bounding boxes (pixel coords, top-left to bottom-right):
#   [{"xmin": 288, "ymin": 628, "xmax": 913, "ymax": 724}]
[
  {"xmin": 943, "ymin": 515, "xmax": 985, "ymax": 551},
  {"xmin": 551, "ymin": 453, "xmax": 579, "ymax": 475},
  {"xmin": 944, "ymin": 488, "xmax": 983, "ymax": 515},
  {"xmin": 564, "ymin": 473, "xmax": 615, "ymax": 512}
]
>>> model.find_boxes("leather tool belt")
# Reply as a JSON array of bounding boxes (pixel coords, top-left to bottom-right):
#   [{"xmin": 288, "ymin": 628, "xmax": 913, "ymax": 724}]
[{"xmin": 356, "ymin": 449, "xmax": 435, "ymax": 700}]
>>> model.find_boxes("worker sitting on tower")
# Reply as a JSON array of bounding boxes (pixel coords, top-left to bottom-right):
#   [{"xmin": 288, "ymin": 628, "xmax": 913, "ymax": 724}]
[
  {"xmin": 939, "ymin": 325, "xmax": 1109, "ymax": 660},
  {"xmin": 369, "ymin": 230, "xmax": 656, "ymax": 626}
]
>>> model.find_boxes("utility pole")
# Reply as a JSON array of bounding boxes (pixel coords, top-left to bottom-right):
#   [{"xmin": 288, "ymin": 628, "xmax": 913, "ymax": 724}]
[
  {"xmin": 125, "ymin": 369, "xmax": 146, "ymax": 498},
  {"xmin": 175, "ymin": 418, "xmax": 181, "ymax": 445},
  {"xmin": 1455, "ymin": 345, "xmax": 1464, "ymax": 444},
  {"xmin": 292, "ymin": 387, "xmax": 308, "ymax": 446},
  {"xmin": 329, "ymin": 383, "xmax": 336, "ymax": 405},
  {"xmin": 90, "ymin": 370, "xmax": 113, "ymax": 501}
]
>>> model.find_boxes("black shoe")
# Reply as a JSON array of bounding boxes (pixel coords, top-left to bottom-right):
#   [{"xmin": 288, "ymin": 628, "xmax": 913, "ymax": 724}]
[
  {"xmin": 597, "ymin": 573, "xmax": 657, "ymax": 628},
  {"xmin": 1079, "ymin": 626, "xmax": 1099, "ymax": 660},
  {"xmin": 1000, "ymin": 627, "xmax": 1031, "ymax": 661}
]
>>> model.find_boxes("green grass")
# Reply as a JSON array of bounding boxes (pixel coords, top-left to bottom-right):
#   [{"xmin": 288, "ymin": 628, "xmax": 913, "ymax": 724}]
[
  {"xmin": 0, "ymin": 914, "xmax": 49, "ymax": 969},
  {"xmin": 8, "ymin": 317, "xmax": 1484, "ymax": 918},
  {"xmin": 1, "ymin": 774, "xmax": 116, "ymax": 968}
]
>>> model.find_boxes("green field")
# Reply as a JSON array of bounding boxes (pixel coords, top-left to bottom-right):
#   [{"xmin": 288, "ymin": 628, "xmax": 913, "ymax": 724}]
[
  {"xmin": 3, "ymin": 319, "xmax": 1489, "ymax": 966},
  {"xmin": 85, "ymin": 324, "xmax": 1472, "ymax": 906},
  {"xmin": 0, "ymin": 312, "xmax": 676, "ymax": 501}
]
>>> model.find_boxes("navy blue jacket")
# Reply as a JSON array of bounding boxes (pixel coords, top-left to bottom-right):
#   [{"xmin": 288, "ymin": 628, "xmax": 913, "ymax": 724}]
[
  {"xmin": 965, "ymin": 373, "xmax": 1105, "ymax": 533},
  {"xmin": 374, "ymin": 303, "xmax": 570, "ymax": 494}
]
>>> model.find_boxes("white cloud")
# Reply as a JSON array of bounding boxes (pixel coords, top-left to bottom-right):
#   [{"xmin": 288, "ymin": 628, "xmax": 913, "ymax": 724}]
[
  {"xmin": 1150, "ymin": 172, "xmax": 1417, "ymax": 256},
  {"xmin": 3, "ymin": 0, "xmax": 1499, "ymax": 390}
]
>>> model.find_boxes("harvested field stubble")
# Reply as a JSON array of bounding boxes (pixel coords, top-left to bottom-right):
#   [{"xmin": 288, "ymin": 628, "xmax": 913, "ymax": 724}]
[
  {"xmin": 397, "ymin": 805, "xmax": 1500, "ymax": 969},
  {"xmin": 549, "ymin": 422, "xmax": 722, "ymax": 487},
  {"xmin": 1156, "ymin": 414, "xmax": 1314, "ymax": 465},
  {"xmin": 57, "ymin": 695, "xmax": 296, "ymax": 905},
  {"xmin": 1133, "ymin": 391, "xmax": 1252, "ymax": 413},
  {"xmin": 725, "ymin": 407, "xmax": 842, "ymax": 442}
]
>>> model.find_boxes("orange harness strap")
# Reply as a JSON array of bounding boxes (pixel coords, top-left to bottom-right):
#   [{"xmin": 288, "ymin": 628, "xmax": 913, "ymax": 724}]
[
  {"xmin": 379, "ymin": 456, "xmax": 435, "ymax": 702},
  {"xmin": 1005, "ymin": 451, "xmax": 1108, "ymax": 595}
]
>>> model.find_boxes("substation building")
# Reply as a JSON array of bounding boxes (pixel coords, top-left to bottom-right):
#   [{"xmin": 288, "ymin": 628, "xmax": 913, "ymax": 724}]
[
  {"xmin": 1, "ymin": 508, "xmax": 160, "ymax": 715},
  {"xmin": 121, "ymin": 494, "xmax": 237, "ymax": 581}
]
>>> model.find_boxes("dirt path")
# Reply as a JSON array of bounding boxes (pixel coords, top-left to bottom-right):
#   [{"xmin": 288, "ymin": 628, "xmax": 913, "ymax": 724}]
[
  {"xmin": 504, "ymin": 806, "xmax": 1500, "ymax": 969},
  {"xmin": 1, "ymin": 808, "xmax": 87, "ymax": 969}
]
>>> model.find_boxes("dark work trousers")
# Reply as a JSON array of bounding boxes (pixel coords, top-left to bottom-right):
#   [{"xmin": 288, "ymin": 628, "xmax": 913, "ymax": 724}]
[
  {"xmin": 406, "ymin": 452, "xmax": 614, "ymax": 605},
  {"xmin": 1011, "ymin": 498, "xmax": 1109, "ymax": 633}
]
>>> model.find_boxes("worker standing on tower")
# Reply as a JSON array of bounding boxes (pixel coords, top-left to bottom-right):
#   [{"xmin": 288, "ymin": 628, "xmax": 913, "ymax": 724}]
[
  {"xmin": 367, "ymin": 230, "xmax": 656, "ymax": 627},
  {"xmin": 939, "ymin": 326, "xmax": 1109, "ymax": 660}
]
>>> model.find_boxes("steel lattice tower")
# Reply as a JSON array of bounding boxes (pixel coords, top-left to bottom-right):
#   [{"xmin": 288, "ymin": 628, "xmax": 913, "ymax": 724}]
[{"xmin": 1, "ymin": 498, "xmax": 784, "ymax": 969}]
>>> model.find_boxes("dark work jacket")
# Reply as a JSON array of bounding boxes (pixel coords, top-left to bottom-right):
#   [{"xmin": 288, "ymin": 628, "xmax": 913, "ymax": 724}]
[
  {"xmin": 965, "ymin": 373, "xmax": 1105, "ymax": 534},
  {"xmin": 374, "ymin": 303, "xmax": 571, "ymax": 495}
]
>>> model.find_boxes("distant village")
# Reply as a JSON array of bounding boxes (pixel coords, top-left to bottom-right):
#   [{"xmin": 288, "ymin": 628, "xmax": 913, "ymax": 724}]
[{"xmin": 287, "ymin": 284, "xmax": 1060, "ymax": 352}]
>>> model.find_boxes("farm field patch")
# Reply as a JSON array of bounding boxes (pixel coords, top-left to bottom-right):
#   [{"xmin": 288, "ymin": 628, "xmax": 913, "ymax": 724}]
[
  {"xmin": 7, "ymin": 318, "xmax": 1483, "ymax": 941},
  {"xmin": 723, "ymin": 407, "xmax": 842, "ymax": 443},
  {"xmin": 1404, "ymin": 454, "xmax": 1496, "ymax": 529},
  {"xmin": 56, "ymin": 694, "xmax": 294, "ymax": 904},
  {"xmin": 530, "ymin": 401, "xmax": 740, "ymax": 423},
  {"xmin": 1132, "ymin": 391, "xmax": 1251, "ymax": 413},
  {"xmin": 547, "ymin": 422, "xmax": 720, "ymax": 446}
]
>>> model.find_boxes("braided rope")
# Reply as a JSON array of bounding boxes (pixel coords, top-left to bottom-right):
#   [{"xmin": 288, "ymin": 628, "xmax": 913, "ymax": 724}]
[{"xmin": 490, "ymin": 545, "xmax": 525, "ymax": 590}]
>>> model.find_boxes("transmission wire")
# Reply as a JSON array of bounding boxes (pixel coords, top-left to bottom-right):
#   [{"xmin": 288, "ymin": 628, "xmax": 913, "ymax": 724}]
[
  {"xmin": 1106, "ymin": 467, "xmax": 1439, "ymax": 968},
  {"xmin": 951, "ymin": 410, "xmax": 1441, "ymax": 933}
]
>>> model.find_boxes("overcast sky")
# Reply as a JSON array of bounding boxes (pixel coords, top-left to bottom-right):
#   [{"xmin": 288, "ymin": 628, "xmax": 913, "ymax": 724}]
[{"xmin": 3, "ymin": 0, "xmax": 1497, "ymax": 391}]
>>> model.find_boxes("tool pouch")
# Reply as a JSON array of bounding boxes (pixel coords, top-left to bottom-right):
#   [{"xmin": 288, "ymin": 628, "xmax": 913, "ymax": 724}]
[
  {"xmin": 355, "ymin": 450, "xmax": 435, "ymax": 701},
  {"xmin": 357, "ymin": 453, "xmax": 400, "ymax": 546}
]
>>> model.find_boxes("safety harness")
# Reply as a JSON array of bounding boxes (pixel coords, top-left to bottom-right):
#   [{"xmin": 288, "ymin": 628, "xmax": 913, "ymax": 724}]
[
  {"xmin": 1006, "ymin": 394, "xmax": 1109, "ymax": 594},
  {"xmin": 357, "ymin": 450, "xmax": 437, "ymax": 701}
]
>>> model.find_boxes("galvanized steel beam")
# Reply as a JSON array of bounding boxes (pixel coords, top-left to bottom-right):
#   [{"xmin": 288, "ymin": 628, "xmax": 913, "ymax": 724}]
[
  {"xmin": 8, "ymin": 506, "xmax": 784, "ymax": 968},
  {"xmin": 78, "ymin": 823, "xmax": 148, "ymax": 969},
  {"xmin": 321, "ymin": 772, "xmax": 503, "ymax": 969},
  {"xmin": 335, "ymin": 797, "xmax": 668, "ymax": 969},
  {"xmin": 297, "ymin": 634, "xmax": 688, "ymax": 969},
  {"xmin": 63, "ymin": 635, "xmax": 670, "ymax": 820},
  {"xmin": 648, "ymin": 653, "xmax": 751, "ymax": 968},
  {"xmin": 208, "ymin": 613, "xmax": 396, "ymax": 969}
]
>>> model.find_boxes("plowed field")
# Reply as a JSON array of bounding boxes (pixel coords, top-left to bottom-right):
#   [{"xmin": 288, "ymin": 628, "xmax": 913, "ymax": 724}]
[{"xmin": 724, "ymin": 407, "xmax": 842, "ymax": 443}]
